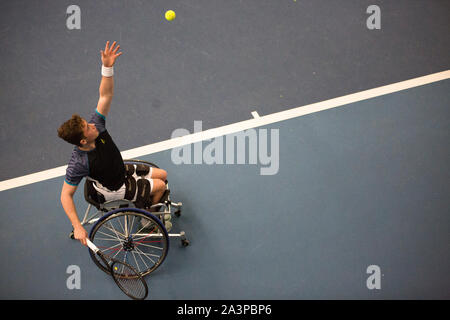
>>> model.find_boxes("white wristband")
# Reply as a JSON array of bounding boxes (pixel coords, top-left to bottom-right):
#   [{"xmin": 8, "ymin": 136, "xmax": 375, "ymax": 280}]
[{"xmin": 101, "ymin": 65, "xmax": 114, "ymax": 77}]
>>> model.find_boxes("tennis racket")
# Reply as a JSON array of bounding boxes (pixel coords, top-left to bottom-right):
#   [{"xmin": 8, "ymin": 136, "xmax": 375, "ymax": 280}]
[{"xmin": 86, "ymin": 238, "xmax": 148, "ymax": 300}]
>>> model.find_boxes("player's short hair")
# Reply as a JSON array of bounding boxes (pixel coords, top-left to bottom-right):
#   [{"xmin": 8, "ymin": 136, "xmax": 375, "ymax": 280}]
[{"xmin": 57, "ymin": 114, "xmax": 85, "ymax": 147}]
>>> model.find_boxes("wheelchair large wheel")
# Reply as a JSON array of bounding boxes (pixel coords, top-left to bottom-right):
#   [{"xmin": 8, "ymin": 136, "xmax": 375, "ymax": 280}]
[{"xmin": 88, "ymin": 208, "xmax": 169, "ymax": 277}]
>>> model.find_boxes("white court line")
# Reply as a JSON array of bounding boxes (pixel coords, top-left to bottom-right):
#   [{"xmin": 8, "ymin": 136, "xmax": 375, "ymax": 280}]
[
  {"xmin": 0, "ymin": 70, "xmax": 449, "ymax": 192},
  {"xmin": 251, "ymin": 111, "xmax": 260, "ymax": 118}
]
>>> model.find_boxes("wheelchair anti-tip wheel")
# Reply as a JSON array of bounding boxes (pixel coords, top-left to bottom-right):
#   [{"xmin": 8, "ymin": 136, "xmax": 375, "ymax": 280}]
[{"xmin": 88, "ymin": 207, "xmax": 170, "ymax": 277}]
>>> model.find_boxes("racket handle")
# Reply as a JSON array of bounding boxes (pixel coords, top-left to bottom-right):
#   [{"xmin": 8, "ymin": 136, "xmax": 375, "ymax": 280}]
[{"xmin": 86, "ymin": 239, "xmax": 98, "ymax": 253}]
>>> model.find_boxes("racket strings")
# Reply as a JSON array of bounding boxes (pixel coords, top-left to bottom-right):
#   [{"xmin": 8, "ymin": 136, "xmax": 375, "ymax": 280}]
[{"xmin": 112, "ymin": 262, "xmax": 147, "ymax": 300}]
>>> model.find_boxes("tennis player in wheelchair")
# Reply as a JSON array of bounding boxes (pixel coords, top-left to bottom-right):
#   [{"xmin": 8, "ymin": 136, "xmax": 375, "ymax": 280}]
[{"xmin": 58, "ymin": 41, "xmax": 168, "ymax": 246}]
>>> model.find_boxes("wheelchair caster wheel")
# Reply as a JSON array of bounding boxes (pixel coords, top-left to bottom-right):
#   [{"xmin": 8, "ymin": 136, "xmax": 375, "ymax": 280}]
[
  {"xmin": 181, "ymin": 239, "xmax": 190, "ymax": 247},
  {"xmin": 175, "ymin": 209, "xmax": 181, "ymax": 217},
  {"xmin": 180, "ymin": 231, "xmax": 189, "ymax": 247}
]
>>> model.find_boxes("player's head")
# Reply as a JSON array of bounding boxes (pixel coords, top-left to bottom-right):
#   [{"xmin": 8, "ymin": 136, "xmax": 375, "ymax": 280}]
[{"xmin": 57, "ymin": 114, "xmax": 99, "ymax": 147}]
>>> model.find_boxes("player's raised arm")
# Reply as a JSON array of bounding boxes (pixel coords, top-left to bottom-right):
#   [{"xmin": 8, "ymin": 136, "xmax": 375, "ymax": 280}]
[{"xmin": 96, "ymin": 41, "xmax": 123, "ymax": 117}]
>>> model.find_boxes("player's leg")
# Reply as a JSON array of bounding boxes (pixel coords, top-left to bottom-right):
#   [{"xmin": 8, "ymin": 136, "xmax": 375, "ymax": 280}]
[
  {"xmin": 151, "ymin": 178, "xmax": 166, "ymax": 205},
  {"xmin": 149, "ymin": 168, "xmax": 168, "ymax": 205},
  {"xmin": 150, "ymin": 168, "xmax": 167, "ymax": 182}
]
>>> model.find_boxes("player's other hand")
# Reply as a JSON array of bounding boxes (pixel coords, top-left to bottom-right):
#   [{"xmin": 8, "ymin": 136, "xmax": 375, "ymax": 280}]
[
  {"xmin": 101, "ymin": 41, "xmax": 123, "ymax": 67},
  {"xmin": 74, "ymin": 225, "xmax": 88, "ymax": 246}
]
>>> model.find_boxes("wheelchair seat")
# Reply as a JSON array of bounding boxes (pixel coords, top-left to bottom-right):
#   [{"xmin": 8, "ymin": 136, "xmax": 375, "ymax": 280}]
[
  {"xmin": 84, "ymin": 176, "xmax": 171, "ymax": 211},
  {"xmin": 83, "ymin": 159, "xmax": 161, "ymax": 211},
  {"xmin": 84, "ymin": 178, "xmax": 106, "ymax": 210}
]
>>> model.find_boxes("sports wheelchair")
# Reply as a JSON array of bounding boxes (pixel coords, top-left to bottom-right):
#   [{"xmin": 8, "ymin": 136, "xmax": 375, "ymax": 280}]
[{"xmin": 69, "ymin": 159, "xmax": 189, "ymax": 276}]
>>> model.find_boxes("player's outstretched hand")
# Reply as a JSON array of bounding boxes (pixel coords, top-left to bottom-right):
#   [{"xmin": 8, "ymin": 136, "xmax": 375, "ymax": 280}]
[{"xmin": 101, "ymin": 41, "xmax": 123, "ymax": 67}]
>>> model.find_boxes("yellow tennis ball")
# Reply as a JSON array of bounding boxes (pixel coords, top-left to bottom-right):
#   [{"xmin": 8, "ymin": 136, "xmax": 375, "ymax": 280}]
[{"xmin": 165, "ymin": 10, "xmax": 176, "ymax": 21}]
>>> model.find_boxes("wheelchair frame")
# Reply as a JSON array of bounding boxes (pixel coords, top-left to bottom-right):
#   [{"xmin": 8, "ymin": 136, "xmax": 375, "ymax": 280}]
[{"xmin": 69, "ymin": 159, "xmax": 189, "ymax": 247}]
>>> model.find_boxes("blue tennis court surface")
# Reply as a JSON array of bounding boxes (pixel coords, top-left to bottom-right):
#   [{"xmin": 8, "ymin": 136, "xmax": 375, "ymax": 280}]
[
  {"xmin": 1, "ymin": 1, "xmax": 449, "ymax": 300},
  {"xmin": 1, "ymin": 79, "xmax": 449, "ymax": 299}
]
